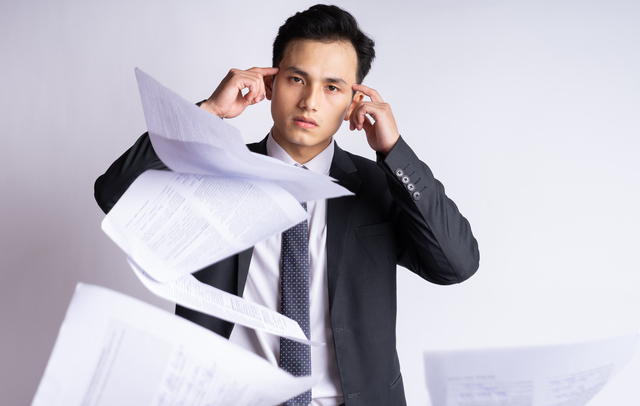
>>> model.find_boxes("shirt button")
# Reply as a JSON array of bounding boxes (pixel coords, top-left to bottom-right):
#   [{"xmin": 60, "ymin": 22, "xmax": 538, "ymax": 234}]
[
  {"xmin": 412, "ymin": 191, "xmax": 421, "ymax": 201},
  {"xmin": 406, "ymin": 183, "xmax": 415, "ymax": 192},
  {"xmin": 402, "ymin": 176, "xmax": 410, "ymax": 184},
  {"xmin": 395, "ymin": 169, "xmax": 404, "ymax": 178}
]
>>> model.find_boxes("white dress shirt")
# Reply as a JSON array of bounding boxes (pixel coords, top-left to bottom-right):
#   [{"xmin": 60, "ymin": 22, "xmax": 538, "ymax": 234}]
[{"xmin": 229, "ymin": 133, "xmax": 343, "ymax": 406}]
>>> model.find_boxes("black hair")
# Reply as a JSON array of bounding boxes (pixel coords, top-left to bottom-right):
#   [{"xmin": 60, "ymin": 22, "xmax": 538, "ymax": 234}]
[{"xmin": 272, "ymin": 4, "xmax": 376, "ymax": 84}]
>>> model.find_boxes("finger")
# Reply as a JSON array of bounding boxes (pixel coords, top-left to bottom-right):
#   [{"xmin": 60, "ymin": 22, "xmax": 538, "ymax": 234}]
[
  {"xmin": 245, "ymin": 82, "xmax": 263, "ymax": 104},
  {"xmin": 242, "ymin": 74, "xmax": 266, "ymax": 104},
  {"xmin": 355, "ymin": 101, "xmax": 373, "ymax": 131},
  {"xmin": 361, "ymin": 114, "xmax": 374, "ymax": 133},
  {"xmin": 351, "ymin": 101, "xmax": 380, "ymax": 131},
  {"xmin": 248, "ymin": 66, "xmax": 280, "ymax": 77},
  {"xmin": 349, "ymin": 103, "xmax": 362, "ymax": 131},
  {"xmin": 352, "ymin": 83, "xmax": 384, "ymax": 103},
  {"xmin": 350, "ymin": 103, "xmax": 368, "ymax": 131},
  {"xmin": 349, "ymin": 105, "xmax": 374, "ymax": 133},
  {"xmin": 245, "ymin": 69, "xmax": 277, "ymax": 103},
  {"xmin": 233, "ymin": 68, "xmax": 277, "ymax": 103}
]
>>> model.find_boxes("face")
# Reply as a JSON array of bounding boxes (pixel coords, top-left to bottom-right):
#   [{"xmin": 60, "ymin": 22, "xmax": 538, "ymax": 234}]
[{"xmin": 266, "ymin": 39, "xmax": 362, "ymax": 163}]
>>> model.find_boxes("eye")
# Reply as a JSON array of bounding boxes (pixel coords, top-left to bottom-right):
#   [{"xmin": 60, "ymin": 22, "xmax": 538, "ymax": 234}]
[
  {"xmin": 291, "ymin": 76, "xmax": 303, "ymax": 83},
  {"xmin": 326, "ymin": 85, "xmax": 339, "ymax": 92}
]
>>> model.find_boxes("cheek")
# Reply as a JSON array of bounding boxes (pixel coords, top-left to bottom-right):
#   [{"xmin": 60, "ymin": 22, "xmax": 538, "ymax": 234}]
[
  {"xmin": 272, "ymin": 87, "xmax": 297, "ymax": 112},
  {"xmin": 270, "ymin": 91, "xmax": 289, "ymax": 119},
  {"xmin": 330, "ymin": 100, "xmax": 352, "ymax": 123},
  {"xmin": 324, "ymin": 108, "xmax": 349, "ymax": 133}
]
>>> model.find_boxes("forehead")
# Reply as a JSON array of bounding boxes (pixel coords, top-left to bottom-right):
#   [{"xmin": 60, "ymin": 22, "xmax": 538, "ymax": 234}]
[{"xmin": 279, "ymin": 39, "xmax": 358, "ymax": 83}]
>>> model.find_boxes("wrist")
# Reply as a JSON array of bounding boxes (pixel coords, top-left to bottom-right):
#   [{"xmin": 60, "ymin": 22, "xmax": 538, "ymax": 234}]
[
  {"xmin": 200, "ymin": 99, "xmax": 224, "ymax": 118},
  {"xmin": 378, "ymin": 135, "xmax": 400, "ymax": 156}
]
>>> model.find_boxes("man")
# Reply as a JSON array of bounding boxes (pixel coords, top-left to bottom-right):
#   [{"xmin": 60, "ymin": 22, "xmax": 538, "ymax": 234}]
[{"xmin": 95, "ymin": 4, "xmax": 479, "ymax": 406}]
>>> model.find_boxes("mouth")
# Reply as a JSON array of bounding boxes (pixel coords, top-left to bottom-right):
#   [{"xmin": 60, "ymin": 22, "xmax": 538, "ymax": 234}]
[{"xmin": 293, "ymin": 116, "xmax": 318, "ymax": 129}]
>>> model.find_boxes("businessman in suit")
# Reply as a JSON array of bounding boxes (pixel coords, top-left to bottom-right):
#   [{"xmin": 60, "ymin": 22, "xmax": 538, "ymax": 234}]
[{"xmin": 95, "ymin": 4, "xmax": 479, "ymax": 406}]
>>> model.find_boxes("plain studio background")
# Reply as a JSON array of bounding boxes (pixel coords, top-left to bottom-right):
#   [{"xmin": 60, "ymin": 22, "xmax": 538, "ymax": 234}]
[{"xmin": 1, "ymin": 0, "xmax": 639, "ymax": 404}]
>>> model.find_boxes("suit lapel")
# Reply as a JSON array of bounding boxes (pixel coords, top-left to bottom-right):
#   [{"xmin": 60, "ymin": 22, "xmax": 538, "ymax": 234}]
[
  {"xmin": 247, "ymin": 135, "xmax": 269, "ymax": 155},
  {"xmin": 327, "ymin": 143, "xmax": 361, "ymax": 311},
  {"xmin": 237, "ymin": 248, "xmax": 253, "ymax": 296}
]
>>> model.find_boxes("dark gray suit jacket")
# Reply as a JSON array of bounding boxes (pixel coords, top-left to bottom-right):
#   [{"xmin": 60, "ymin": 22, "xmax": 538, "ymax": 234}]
[{"xmin": 95, "ymin": 132, "xmax": 479, "ymax": 406}]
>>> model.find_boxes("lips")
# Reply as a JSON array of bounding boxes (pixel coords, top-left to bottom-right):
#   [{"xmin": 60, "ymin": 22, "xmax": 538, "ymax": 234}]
[{"xmin": 293, "ymin": 116, "xmax": 318, "ymax": 128}]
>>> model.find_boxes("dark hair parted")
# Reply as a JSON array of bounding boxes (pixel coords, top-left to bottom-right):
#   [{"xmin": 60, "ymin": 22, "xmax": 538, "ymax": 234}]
[{"xmin": 272, "ymin": 4, "xmax": 376, "ymax": 84}]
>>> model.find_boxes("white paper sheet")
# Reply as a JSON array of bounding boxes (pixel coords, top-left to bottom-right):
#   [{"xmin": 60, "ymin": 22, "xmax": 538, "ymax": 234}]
[
  {"xmin": 424, "ymin": 332, "xmax": 638, "ymax": 406},
  {"xmin": 102, "ymin": 170, "xmax": 307, "ymax": 282},
  {"xmin": 32, "ymin": 284, "xmax": 319, "ymax": 406},
  {"xmin": 128, "ymin": 258, "xmax": 322, "ymax": 346},
  {"xmin": 135, "ymin": 67, "xmax": 353, "ymax": 203}
]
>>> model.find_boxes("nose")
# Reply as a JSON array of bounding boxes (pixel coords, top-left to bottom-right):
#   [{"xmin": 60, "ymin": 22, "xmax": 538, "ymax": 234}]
[{"xmin": 299, "ymin": 85, "xmax": 320, "ymax": 111}]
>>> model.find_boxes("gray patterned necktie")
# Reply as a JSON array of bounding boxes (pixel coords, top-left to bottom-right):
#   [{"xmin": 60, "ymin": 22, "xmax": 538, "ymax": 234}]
[{"xmin": 280, "ymin": 201, "xmax": 311, "ymax": 406}]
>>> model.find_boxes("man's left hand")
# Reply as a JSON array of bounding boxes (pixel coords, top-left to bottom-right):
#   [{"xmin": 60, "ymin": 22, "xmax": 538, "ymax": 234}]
[{"xmin": 348, "ymin": 84, "xmax": 400, "ymax": 156}]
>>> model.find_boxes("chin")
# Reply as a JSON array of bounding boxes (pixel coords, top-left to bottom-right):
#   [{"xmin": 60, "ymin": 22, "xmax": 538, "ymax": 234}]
[
  {"xmin": 281, "ymin": 131, "xmax": 320, "ymax": 147},
  {"xmin": 292, "ymin": 136, "xmax": 330, "ymax": 149}
]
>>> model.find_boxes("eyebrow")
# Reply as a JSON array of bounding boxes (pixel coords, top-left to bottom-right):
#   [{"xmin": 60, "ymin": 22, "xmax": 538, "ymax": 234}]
[{"xmin": 285, "ymin": 66, "xmax": 348, "ymax": 86}]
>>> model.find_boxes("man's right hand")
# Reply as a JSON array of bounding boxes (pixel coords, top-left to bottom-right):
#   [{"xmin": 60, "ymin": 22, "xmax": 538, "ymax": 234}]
[{"xmin": 200, "ymin": 67, "xmax": 279, "ymax": 118}]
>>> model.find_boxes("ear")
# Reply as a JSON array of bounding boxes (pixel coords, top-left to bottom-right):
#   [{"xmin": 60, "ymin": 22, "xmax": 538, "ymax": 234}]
[
  {"xmin": 344, "ymin": 92, "xmax": 364, "ymax": 121},
  {"xmin": 265, "ymin": 74, "xmax": 275, "ymax": 101}
]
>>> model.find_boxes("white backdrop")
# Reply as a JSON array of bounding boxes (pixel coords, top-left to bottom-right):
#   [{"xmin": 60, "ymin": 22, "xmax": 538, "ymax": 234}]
[{"xmin": 1, "ymin": 0, "xmax": 639, "ymax": 405}]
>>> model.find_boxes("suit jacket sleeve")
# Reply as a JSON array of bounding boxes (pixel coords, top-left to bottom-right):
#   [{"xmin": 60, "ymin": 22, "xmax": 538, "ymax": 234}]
[
  {"xmin": 94, "ymin": 132, "xmax": 169, "ymax": 214},
  {"xmin": 379, "ymin": 136, "xmax": 479, "ymax": 284}
]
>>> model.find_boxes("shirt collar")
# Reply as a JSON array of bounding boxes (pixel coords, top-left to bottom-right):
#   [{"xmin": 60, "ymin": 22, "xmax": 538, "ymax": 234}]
[{"xmin": 266, "ymin": 130, "xmax": 334, "ymax": 176}]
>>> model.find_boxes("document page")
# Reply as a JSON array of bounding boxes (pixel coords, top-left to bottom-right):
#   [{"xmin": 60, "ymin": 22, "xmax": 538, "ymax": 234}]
[
  {"xmin": 32, "ymin": 284, "xmax": 319, "ymax": 406},
  {"xmin": 101, "ymin": 170, "xmax": 307, "ymax": 282},
  {"xmin": 134, "ymin": 68, "xmax": 353, "ymax": 203},
  {"xmin": 424, "ymin": 332, "xmax": 638, "ymax": 406},
  {"xmin": 129, "ymin": 259, "xmax": 321, "ymax": 346}
]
